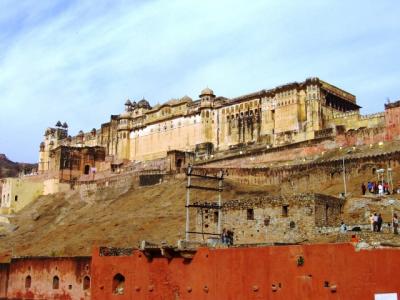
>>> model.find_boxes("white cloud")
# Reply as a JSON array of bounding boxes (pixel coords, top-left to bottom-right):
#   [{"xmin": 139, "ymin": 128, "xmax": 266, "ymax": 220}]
[{"xmin": 0, "ymin": 0, "xmax": 399, "ymax": 161}]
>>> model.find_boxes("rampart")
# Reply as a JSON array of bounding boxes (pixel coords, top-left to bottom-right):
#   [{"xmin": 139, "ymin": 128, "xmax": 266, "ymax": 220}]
[{"xmin": 90, "ymin": 243, "xmax": 400, "ymax": 299}]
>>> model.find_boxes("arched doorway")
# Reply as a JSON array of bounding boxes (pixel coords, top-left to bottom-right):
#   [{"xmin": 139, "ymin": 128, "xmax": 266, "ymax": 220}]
[
  {"xmin": 84, "ymin": 165, "xmax": 90, "ymax": 175},
  {"xmin": 112, "ymin": 273, "xmax": 125, "ymax": 295}
]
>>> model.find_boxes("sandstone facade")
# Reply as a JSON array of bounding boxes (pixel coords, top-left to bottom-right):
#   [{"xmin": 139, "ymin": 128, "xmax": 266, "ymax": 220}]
[{"xmin": 38, "ymin": 77, "xmax": 375, "ymax": 175}]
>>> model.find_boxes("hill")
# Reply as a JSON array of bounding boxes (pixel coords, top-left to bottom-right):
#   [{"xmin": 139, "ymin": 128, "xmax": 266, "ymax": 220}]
[{"xmin": 0, "ymin": 153, "xmax": 37, "ymax": 178}]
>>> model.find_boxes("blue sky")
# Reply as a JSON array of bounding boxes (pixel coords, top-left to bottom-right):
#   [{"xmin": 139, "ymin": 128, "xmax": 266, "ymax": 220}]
[{"xmin": 0, "ymin": 0, "xmax": 399, "ymax": 162}]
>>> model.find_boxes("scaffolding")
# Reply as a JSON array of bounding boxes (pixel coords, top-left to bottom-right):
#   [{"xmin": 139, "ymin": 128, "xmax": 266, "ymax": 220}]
[{"xmin": 185, "ymin": 165, "xmax": 224, "ymax": 241}]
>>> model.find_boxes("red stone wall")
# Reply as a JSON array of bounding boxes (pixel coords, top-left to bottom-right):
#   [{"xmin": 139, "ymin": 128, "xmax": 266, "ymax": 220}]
[
  {"xmin": 0, "ymin": 263, "xmax": 9, "ymax": 299},
  {"xmin": 385, "ymin": 104, "xmax": 400, "ymax": 141},
  {"xmin": 6, "ymin": 256, "xmax": 91, "ymax": 300},
  {"xmin": 91, "ymin": 243, "xmax": 400, "ymax": 300}
]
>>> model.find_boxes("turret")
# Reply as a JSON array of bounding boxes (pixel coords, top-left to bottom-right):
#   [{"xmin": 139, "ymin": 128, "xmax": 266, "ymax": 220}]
[{"xmin": 199, "ymin": 87, "xmax": 216, "ymax": 108}]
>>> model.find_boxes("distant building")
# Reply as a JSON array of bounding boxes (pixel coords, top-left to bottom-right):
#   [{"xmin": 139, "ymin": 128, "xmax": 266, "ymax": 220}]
[{"xmin": 0, "ymin": 177, "xmax": 43, "ymax": 214}]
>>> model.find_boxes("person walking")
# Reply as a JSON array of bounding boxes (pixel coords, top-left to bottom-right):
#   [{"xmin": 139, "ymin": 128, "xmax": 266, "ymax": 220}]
[{"xmin": 393, "ymin": 214, "xmax": 399, "ymax": 234}]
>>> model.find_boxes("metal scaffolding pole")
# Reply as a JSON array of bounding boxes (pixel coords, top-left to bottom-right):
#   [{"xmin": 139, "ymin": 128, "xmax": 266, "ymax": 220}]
[
  {"xmin": 185, "ymin": 166, "xmax": 192, "ymax": 241},
  {"xmin": 217, "ymin": 171, "xmax": 223, "ymax": 235},
  {"xmin": 185, "ymin": 166, "xmax": 224, "ymax": 242}
]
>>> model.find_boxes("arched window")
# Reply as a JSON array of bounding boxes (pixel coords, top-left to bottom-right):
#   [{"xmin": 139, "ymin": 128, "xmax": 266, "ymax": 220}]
[
  {"xmin": 83, "ymin": 276, "xmax": 90, "ymax": 290},
  {"xmin": 53, "ymin": 276, "xmax": 59, "ymax": 289},
  {"xmin": 25, "ymin": 275, "xmax": 32, "ymax": 289},
  {"xmin": 112, "ymin": 273, "xmax": 125, "ymax": 295}
]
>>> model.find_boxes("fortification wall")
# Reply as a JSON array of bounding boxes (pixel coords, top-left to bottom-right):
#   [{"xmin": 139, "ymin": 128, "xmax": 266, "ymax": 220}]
[
  {"xmin": 196, "ymin": 151, "xmax": 400, "ymax": 191},
  {"xmin": 91, "ymin": 243, "xmax": 400, "ymax": 299}
]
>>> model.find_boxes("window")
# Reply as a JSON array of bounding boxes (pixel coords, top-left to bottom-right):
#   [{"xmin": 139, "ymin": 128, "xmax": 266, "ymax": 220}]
[
  {"xmin": 25, "ymin": 275, "xmax": 31, "ymax": 289},
  {"xmin": 112, "ymin": 273, "xmax": 125, "ymax": 295},
  {"xmin": 15, "ymin": 195, "xmax": 18, "ymax": 202},
  {"xmin": 213, "ymin": 211, "xmax": 218, "ymax": 223},
  {"xmin": 53, "ymin": 276, "xmax": 60, "ymax": 289},
  {"xmin": 247, "ymin": 208, "xmax": 254, "ymax": 220},
  {"xmin": 83, "ymin": 276, "xmax": 90, "ymax": 290},
  {"xmin": 282, "ymin": 205, "xmax": 289, "ymax": 217}
]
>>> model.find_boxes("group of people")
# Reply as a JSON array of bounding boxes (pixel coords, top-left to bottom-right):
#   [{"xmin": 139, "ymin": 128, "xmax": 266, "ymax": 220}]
[
  {"xmin": 369, "ymin": 213, "xmax": 384, "ymax": 232},
  {"xmin": 369, "ymin": 213, "xmax": 399, "ymax": 234},
  {"xmin": 221, "ymin": 228, "xmax": 234, "ymax": 245},
  {"xmin": 362, "ymin": 182, "xmax": 391, "ymax": 195},
  {"xmin": 340, "ymin": 213, "xmax": 399, "ymax": 234}
]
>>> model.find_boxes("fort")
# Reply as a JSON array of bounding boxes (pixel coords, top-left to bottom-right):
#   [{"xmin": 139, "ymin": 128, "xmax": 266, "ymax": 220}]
[{"xmin": 1, "ymin": 77, "xmax": 400, "ymax": 299}]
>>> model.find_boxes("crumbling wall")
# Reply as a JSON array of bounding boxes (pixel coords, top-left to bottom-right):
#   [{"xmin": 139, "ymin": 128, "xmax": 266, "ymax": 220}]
[
  {"xmin": 314, "ymin": 194, "xmax": 343, "ymax": 227},
  {"xmin": 77, "ymin": 173, "xmax": 135, "ymax": 202},
  {"xmin": 6, "ymin": 256, "xmax": 91, "ymax": 300},
  {"xmin": 195, "ymin": 194, "xmax": 342, "ymax": 244}
]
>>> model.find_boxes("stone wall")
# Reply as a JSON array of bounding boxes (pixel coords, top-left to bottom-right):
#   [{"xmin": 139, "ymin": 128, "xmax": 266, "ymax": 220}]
[
  {"xmin": 195, "ymin": 194, "xmax": 342, "ymax": 244},
  {"xmin": 195, "ymin": 150, "xmax": 400, "ymax": 192},
  {"xmin": 77, "ymin": 173, "xmax": 135, "ymax": 203}
]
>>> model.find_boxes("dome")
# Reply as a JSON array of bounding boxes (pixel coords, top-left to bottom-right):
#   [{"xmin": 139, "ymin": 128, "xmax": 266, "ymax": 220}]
[
  {"xmin": 125, "ymin": 99, "xmax": 132, "ymax": 106},
  {"xmin": 200, "ymin": 87, "xmax": 214, "ymax": 97},
  {"xmin": 55, "ymin": 120, "xmax": 62, "ymax": 127},
  {"xmin": 181, "ymin": 95, "xmax": 193, "ymax": 102},
  {"xmin": 62, "ymin": 122, "xmax": 68, "ymax": 129},
  {"xmin": 137, "ymin": 98, "xmax": 151, "ymax": 109}
]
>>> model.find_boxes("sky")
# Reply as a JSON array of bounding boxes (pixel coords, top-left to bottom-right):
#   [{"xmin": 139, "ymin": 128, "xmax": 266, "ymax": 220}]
[{"xmin": 0, "ymin": 0, "xmax": 399, "ymax": 162}]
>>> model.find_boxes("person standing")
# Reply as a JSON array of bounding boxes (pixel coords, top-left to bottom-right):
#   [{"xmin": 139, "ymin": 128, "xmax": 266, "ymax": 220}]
[
  {"xmin": 369, "ymin": 214, "xmax": 374, "ymax": 231},
  {"xmin": 384, "ymin": 181, "xmax": 389, "ymax": 194},
  {"xmin": 361, "ymin": 183, "xmax": 366, "ymax": 195},
  {"xmin": 373, "ymin": 213, "xmax": 379, "ymax": 232},
  {"xmin": 340, "ymin": 222, "xmax": 347, "ymax": 233},
  {"xmin": 377, "ymin": 213, "xmax": 383, "ymax": 232},
  {"xmin": 393, "ymin": 214, "xmax": 399, "ymax": 234},
  {"xmin": 221, "ymin": 228, "xmax": 228, "ymax": 245},
  {"xmin": 378, "ymin": 184, "xmax": 384, "ymax": 196}
]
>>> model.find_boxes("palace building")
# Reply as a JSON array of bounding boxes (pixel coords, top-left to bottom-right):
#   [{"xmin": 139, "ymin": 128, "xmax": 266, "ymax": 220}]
[{"xmin": 38, "ymin": 77, "xmax": 384, "ymax": 176}]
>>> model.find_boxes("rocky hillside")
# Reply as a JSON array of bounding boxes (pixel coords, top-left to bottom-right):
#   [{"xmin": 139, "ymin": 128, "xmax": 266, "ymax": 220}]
[
  {"xmin": 1, "ymin": 162, "xmax": 399, "ymax": 257},
  {"xmin": 0, "ymin": 154, "xmax": 37, "ymax": 178}
]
